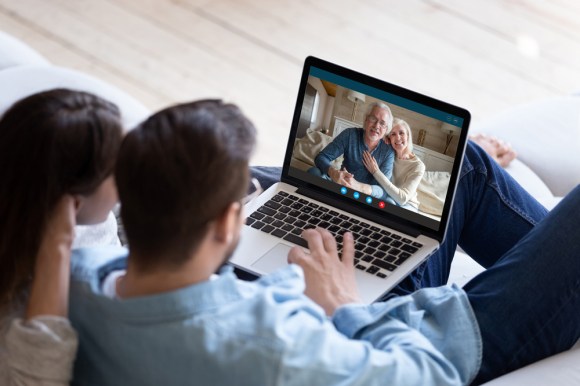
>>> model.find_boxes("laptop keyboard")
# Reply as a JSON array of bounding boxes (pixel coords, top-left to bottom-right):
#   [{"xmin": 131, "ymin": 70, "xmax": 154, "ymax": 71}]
[{"xmin": 245, "ymin": 191, "xmax": 423, "ymax": 280}]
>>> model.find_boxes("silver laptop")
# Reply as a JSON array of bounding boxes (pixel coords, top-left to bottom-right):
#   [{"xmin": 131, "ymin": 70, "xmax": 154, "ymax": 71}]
[{"xmin": 230, "ymin": 56, "xmax": 470, "ymax": 303}]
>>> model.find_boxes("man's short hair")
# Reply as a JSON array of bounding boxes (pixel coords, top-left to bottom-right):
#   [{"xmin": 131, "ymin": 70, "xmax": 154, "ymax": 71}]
[{"xmin": 116, "ymin": 100, "xmax": 256, "ymax": 270}]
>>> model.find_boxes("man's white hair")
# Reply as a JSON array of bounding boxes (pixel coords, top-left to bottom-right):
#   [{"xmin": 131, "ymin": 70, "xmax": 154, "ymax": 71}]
[{"xmin": 365, "ymin": 102, "xmax": 393, "ymax": 132}]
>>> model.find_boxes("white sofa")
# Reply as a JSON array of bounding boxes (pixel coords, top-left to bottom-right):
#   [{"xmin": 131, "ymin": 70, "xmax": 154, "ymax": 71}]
[{"xmin": 1, "ymin": 30, "xmax": 578, "ymax": 385}]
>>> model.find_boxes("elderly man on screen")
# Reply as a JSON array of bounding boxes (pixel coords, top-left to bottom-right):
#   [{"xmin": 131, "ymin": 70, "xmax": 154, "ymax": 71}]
[{"xmin": 309, "ymin": 102, "xmax": 395, "ymax": 199}]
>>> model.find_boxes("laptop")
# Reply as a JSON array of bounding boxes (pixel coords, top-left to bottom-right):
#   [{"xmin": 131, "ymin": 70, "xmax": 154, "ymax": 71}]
[{"xmin": 230, "ymin": 56, "xmax": 470, "ymax": 303}]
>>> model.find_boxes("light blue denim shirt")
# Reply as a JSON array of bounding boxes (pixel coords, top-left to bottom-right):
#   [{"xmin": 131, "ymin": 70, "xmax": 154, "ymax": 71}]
[
  {"xmin": 69, "ymin": 246, "xmax": 481, "ymax": 386},
  {"xmin": 315, "ymin": 127, "xmax": 395, "ymax": 199}
]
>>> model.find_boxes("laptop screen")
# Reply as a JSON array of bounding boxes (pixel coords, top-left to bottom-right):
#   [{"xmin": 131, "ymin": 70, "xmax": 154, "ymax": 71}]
[{"xmin": 282, "ymin": 57, "xmax": 470, "ymax": 240}]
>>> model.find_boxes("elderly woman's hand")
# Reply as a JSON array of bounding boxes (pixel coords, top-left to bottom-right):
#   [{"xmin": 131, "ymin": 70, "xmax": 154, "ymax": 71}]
[{"xmin": 362, "ymin": 151, "xmax": 379, "ymax": 174}]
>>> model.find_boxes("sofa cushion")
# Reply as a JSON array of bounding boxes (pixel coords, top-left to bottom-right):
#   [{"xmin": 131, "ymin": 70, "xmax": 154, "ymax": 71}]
[
  {"xmin": 471, "ymin": 96, "xmax": 580, "ymax": 197},
  {"xmin": 0, "ymin": 31, "xmax": 49, "ymax": 70},
  {"xmin": 0, "ymin": 65, "xmax": 149, "ymax": 130},
  {"xmin": 483, "ymin": 345, "xmax": 580, "ymax": 385}
]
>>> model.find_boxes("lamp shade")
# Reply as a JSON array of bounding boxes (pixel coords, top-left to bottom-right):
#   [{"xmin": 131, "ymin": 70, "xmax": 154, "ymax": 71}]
[{"xmin": 347, "ymin": 90, "xmax": 366, "ymax": 103}]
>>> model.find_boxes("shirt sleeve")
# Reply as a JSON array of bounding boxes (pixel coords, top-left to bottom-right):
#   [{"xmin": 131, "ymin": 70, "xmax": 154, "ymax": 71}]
[
  {"xmin": 276, "ymin": 286, "xmax": 480, "ymax": 386},
  {"xmin": 5, "ymin": 316, "xmax": 78, "ymax": 385},
  {"xmin": 314, "ymin": 129, "xmax": 351, "ymax": 174}
]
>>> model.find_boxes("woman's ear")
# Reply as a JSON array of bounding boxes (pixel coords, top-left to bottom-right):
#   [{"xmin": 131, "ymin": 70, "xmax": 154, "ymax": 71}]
[{"xmin": 213, "ymin": 201, "xmax": 242, "ymax": 245}]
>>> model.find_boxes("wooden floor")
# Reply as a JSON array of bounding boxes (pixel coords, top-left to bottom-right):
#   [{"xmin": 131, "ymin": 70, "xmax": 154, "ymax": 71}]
[{"xmin": 1, "ymin": 0, "xmax": 580, "ymax": 165}]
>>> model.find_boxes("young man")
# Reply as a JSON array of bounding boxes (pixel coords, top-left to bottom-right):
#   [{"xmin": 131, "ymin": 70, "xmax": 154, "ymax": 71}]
[{"xmin": 69, "ymin": 100, "xmax": 580, "ymax": 385}]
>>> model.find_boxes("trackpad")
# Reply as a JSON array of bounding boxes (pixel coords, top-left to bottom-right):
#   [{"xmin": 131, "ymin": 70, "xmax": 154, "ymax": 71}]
[{"xmin": 251, "ymin": 243, "xmax": 292, "ymax": 273}]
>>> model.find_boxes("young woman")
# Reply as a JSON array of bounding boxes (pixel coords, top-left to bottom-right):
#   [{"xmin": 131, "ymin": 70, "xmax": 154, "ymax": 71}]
[
  {"xmin": 0, "ymin": 89, "xmax": 123, "ymax": 385},
  {"xmin": 362, "ymin": 118, "xmax": 425, "ymax": 210}
]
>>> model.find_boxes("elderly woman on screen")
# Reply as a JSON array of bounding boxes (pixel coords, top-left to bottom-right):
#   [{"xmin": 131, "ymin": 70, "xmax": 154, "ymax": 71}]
[{"xmin": 362, "ymin": 118, "xmax": 425, "ymax": 211}]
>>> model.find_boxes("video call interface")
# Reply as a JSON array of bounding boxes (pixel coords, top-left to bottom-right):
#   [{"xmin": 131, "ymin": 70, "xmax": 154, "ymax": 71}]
[{"xmin": 287, "ymin": 67, "xmax": 465, "ymax": 231}]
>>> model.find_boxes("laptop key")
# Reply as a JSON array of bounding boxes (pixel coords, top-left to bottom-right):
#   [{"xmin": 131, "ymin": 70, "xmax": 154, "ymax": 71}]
[
  {"xmin": 391, "ymin": 240, "xmax": 403, "ymax": 248},
  {"xmin": 245, "ymin": 217, "xmax": 256, "ymax": 226},
  {"xmin": 366, "ymin": 266, "xmax": 379, "ymax": 274},
  {"xmin": 262, "ymin": 225, "xmax": 275, "ymax": 233},
  {"xmin": 274, "ymin": 213, "xmax": 286, "ymax": 220},
  {"xmin": 257, "ymin": 206, "xmax": 276, "ymax": 216},
  {"xmin": 283, "ymin": 233, "xmax": 308, "ymax": 248},
  {"xmin": 279, "ymin": 206, "xmax": 291, "ymax": 214},
  {"xmin": 412, "ymin": 241, "xmax": 423, "ymax": 248},
  {"xmin": 401, "ymin": 244, "xmax": 418, "ymax": 254},
  {"xmin": 398, "ymin": 252, "xmax": 412, "ymax": 262},
  {"xmin": 271, "ymin": 195, "xmax": 284, "ymax": 202},
  {"xmin": 271, "ymin": 229, "xmax": 286, "ymax": 238},
  {"xmin": 251, "ymin": 221, "xmax": 265, "ymax": 230},
  {"xmin": 294, "ymin": 220, "xmax": 306, "ymax": 228},
  {"xmin": 372, "ymin": 259, "xmax": 397, "ymax": 271},
  {"xmin": 375, "ymin": 251, "xmax": 386, "ymax": 259},
  {"xmin": 376, "ymin": 272, "xmax": 387, "ymax": 279},
  {"xmin": 351, "ymin": 225, "xmax": 362, "ymax": 233},
  {"xmin": 281, "ymin": 224, "xmax": 293, "ymax": 231},
  {"xmin": 360, "ymin": 229, "xmax": 372, "ymax": 236},
  {"xmin": 262, "ymin": 216, "xmax": 275, "ymax": 224},
  {"xmin": 291, "ymin": 202, "xmax": 303, "ymax": 210},
  {"xmin": 265, "ymin": 201, "xmax": 281, "ymax": 210},
  {"xmin": 250, "ymin": 212, "xmax": 265, "ymax": 220},
  {"xmin": 309, "ymin": 218, "xmax": 321, "ymax": 226},
  {"xmin": 272, "ymin": 220, "xmax": 284, "ymax": 228},
  {"xmin": 355, "ymin": 264, "xmax": 366, "ymax": 270},
  {"xmin": 362, "ymin": 255, "xmax": 373, "ymax": 263}
]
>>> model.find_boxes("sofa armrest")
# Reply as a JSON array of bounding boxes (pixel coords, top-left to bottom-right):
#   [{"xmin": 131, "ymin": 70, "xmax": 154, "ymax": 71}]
[{"xmin": 471, "ymin": 96, "xmax": 580, "ymax": 197}]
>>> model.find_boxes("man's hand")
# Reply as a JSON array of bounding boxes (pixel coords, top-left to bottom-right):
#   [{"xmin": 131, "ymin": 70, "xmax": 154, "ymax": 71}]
[
  {"xmin": 328, "ymin": 167, "xmax": 353, "ymax": 186},
  {"xmin": 288, "ymin": 228, "xmax": 361, "ymax": 315}
]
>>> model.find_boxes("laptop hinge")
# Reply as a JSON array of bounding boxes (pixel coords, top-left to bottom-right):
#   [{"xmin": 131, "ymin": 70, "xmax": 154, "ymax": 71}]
[{"xmin": 296, "ymin": 186, "xmax": 421, "ymax": 238}]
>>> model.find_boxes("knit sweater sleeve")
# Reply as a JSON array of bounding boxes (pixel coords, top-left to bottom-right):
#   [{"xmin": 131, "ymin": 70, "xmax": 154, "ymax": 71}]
[
  {"xmin": 4, "ymin": 316, "xmax": 78, "ymax": 385},
  {"xmin": 373, "ymin": 157, "xmax": 425, "ymax": 206}
]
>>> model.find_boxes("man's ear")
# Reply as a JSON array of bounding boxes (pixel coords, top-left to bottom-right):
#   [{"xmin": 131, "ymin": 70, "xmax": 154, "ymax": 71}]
[{"xmin": 213, "ymin": 201, "xmax": 242, "ymax": 245}]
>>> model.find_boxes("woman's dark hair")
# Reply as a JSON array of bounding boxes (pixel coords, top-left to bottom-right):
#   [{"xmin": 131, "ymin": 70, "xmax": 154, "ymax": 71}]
[{"xmin": 0, "ymin": 88, "xmax": 123, "ymax": 309}]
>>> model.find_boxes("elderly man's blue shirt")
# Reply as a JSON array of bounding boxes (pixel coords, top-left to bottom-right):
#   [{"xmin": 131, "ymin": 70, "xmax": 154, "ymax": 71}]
[{"xmin": 315, "ymin": 127, "xmax": 395, "ymax": 198}]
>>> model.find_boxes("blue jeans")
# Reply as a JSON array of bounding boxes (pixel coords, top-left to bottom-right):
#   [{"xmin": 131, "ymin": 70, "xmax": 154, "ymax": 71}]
[{"xmin": 250, "ymin": 142, "xmax": 580, "ymax": 383}]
